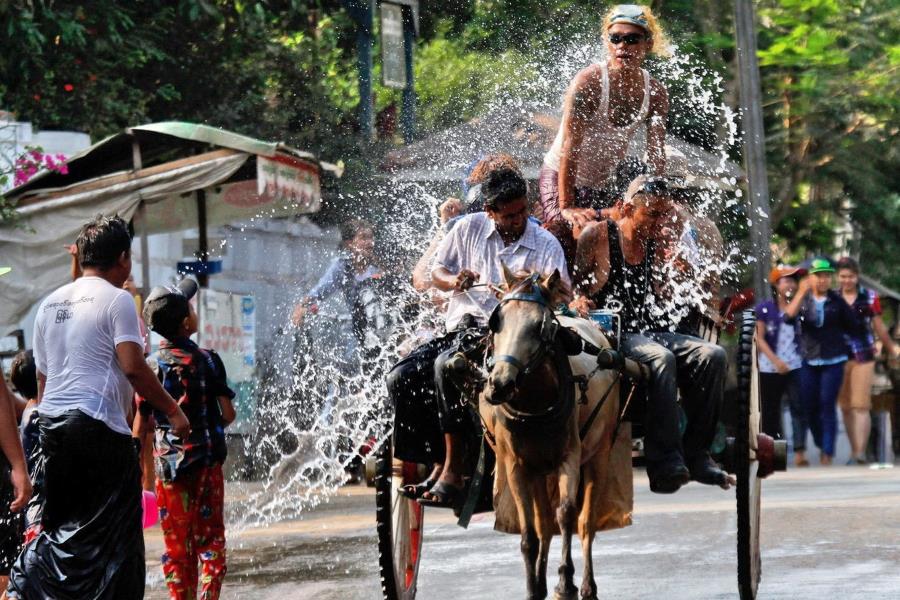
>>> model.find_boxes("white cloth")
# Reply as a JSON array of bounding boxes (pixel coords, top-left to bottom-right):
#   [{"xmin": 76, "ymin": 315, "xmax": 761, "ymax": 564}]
[
  {"xmin": 0, "ymin": 152, "xmax": 249, "ymax": 328},
  {"xmin": 433, "ymin": 213, "xmax": 570, "ymax": 332},
  {"xmin": 543, "ymin": 64, "xmax": 650, "ymax": 189},
  {"xmin": 33, "ymin": 276, "xmax": 144, "ymax": 435},
  {"xmin": 759, "ymin": 320, "xmax": 803, "ymax": 373}
]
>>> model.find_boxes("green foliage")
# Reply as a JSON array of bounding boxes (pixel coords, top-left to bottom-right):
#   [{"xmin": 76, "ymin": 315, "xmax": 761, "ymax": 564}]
[{"xmin": 0, "ymin": 0, "xmax": 896, "ymax": 286}]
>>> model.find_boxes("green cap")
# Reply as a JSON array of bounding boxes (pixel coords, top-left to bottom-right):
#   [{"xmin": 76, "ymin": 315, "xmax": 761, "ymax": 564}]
[
  {"xmin": 808, "ymin": 257, "xmax": 834, "ymax": 274},
  {"xmin": 0, "ymin": 267, "xmax": 11, "ymax": 277}
]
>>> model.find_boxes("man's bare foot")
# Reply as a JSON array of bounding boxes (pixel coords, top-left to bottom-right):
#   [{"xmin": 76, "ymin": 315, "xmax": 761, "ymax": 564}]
[
  {"xmin": 820, "ymin": 453, "xmax": 833, "ymax": 466},
  {"xmin": 794, "ymin": 451, "xmax": 809, "ymax": 467}
]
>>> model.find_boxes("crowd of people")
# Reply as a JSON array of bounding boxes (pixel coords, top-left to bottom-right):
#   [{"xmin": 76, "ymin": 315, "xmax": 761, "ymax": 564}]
[
  {"xmin": 0, "ymin": 3, "xmax": 895, "ymax": 599},
  {"xmin": 756, "ymin": 257, "xmax": 899, "ymax": 466},
  {"xmin": 0, "ymin": 216, "xmax": 235, "ymax": 599}
]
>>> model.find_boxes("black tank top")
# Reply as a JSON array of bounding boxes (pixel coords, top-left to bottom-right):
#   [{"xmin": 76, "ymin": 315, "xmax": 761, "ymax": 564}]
[{"xmin": 590, "ymin": 220, "xmax": 655, "ymax": 331}]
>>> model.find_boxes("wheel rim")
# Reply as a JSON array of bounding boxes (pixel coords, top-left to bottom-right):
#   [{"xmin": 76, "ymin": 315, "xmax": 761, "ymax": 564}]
[
  {"xmin": 391, "ymin": 459, "xmax": 424, "ymax": 595},
  {"xmin": 736, "ymin": 310, "xmax": 762, "ymax": 600}
]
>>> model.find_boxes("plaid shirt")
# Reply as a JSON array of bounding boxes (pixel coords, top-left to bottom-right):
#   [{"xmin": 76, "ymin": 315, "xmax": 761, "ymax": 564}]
[
  {"xmin": 141, "ymin": 338, "xmax": 235, "ymax": 482},
  {"xmin": 844, "ymin": 287, "xmax": 881, "ymax": 363}
]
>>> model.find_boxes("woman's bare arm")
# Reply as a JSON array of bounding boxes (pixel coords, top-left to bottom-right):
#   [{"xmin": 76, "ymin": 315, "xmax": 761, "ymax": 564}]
[
  {"xmin": 558, "ymin": 67, "xmax": 602, "ymax": 226},
  {"xmin": 872, "ymin": 314, "xmax": 899, "ymax": 356}
]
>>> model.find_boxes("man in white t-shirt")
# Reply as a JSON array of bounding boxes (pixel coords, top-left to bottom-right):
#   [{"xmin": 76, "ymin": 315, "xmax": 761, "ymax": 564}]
[
  {"xmin": 387, "ymin": 168, "xmax": 571, "ymax": 508},
  {"xmin": 10, "ymin": 215, "xmax": 189, "ymax": 600}
]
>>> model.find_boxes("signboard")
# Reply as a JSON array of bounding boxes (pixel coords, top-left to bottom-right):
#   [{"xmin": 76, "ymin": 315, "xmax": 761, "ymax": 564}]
[
  {"xmin": 197, "ymin": 289, "xmax": 257, "ymax": 434},
  {"xmin": 143, "ymin": 156, "xmax": 321, "ymax": 235},
  {"xmin": 256, "ymin": 154, "xmax": 321, "ymax": 211},
  {"xmin": 381, "ymin": 3, "xmax": 407, "ymax": 89}
]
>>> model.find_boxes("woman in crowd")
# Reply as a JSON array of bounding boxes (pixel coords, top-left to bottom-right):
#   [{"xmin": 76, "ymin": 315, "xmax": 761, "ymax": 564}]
[
  {"xmin": 835, "ymin": 257, "xmax": 900, "ymax": 464},
  {"xmin": 755, "ymin": 266, "xmax": 809, "ymax": 465},
  {"xmin": 783, "ymin": 257, "xmax": 856, "ymax": 465},
  {"xmin": 539, "ymin": 4, "xmax": 670, "ymax": 251}
]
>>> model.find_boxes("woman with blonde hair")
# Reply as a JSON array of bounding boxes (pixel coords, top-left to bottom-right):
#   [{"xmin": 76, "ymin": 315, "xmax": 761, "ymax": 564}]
[{"xmin": 540, "ymin": 4, "xmax": 670, "ymax": 246}]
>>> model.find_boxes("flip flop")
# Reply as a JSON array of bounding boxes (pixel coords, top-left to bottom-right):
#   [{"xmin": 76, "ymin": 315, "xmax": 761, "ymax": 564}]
[
  {"xmin": 399, "ymin": 477, "xmax": 438, "ymax": 500},
  {"xmin": 416, "ymin": 480, "xmax": 464, "ymax": 509}
]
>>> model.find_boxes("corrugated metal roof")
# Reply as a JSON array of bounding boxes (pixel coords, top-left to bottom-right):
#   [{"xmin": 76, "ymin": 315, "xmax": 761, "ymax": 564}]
[
  {"xmin": 860, "ymin": 274, "xmax": 900, "ymax": 302},
  {"xmin": 4, "ymin": 122, "xmax": 330, "ymax": 200},
  {"xmin": 379, "ymin": 104, "xmax": 744, "ymax": 189}
]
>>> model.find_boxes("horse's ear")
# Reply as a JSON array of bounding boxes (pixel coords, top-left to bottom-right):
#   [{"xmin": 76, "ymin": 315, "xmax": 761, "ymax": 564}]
[
  {"xmin": 501, "ymin": 261, "xmax": 517, "ymax": 289},
  {"xmin": 542, "ymin": 269, "xmax": 572, "ymax": 305},
  {"xmin": 542, "ymin": 269, "xmax": 561, "ymax": 292}
]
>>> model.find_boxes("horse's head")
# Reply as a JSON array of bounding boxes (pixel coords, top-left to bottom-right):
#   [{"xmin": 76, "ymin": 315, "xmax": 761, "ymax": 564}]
[{"xmin": 483, "ymin": 265, "xmax": 571, "ymax": 406}]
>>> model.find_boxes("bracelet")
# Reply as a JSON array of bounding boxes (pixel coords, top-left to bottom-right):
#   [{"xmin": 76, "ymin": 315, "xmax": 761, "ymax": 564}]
[{"xmin": 165, "ymin": 402, "xmax": 180, "ymax": 417}]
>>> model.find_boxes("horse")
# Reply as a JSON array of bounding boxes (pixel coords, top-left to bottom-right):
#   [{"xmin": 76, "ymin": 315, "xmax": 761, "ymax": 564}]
[{"xmin": 479, "ymin": 266, "xmax": 634, "ymax": 600}]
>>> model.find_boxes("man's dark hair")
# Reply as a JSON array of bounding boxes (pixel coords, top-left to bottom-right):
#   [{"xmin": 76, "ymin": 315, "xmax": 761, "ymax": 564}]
[
  {"xmin": 10, "ymin": 350, "xmax": 37, "ymax": 400},
  {"xmin": 482, "ymin": 168, "xmax": 528, "ymax": 211},
  {"xmin": 339, "ymin": 218, "xmax": 373, "ymax": 247},
  {"xmin": 836, "ymin": 256, "xmax": 860, "ymax": 274},
  {"xmin": 143, "ymin": 295, "xmax": 190, "ymax": 341},
  {"xmin": 76, "ymin": 214, "xmax": 133, "ymax": 270}
]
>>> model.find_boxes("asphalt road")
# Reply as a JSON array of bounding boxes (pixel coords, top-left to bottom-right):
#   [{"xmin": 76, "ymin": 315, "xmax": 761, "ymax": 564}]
[{"xmin": 144, "ymin": 465, "xmax": 900, "ymax": 600}]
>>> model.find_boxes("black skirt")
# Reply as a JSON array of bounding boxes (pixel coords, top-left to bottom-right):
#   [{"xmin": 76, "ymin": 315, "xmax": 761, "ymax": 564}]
[{"xmin": 8, "ymin": 410, "xmax": 144, "ymax": 600}]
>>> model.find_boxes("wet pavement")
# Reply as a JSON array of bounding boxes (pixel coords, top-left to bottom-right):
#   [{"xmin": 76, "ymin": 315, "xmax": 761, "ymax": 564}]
[{"xmin": 143, "ymin": 465, "xmax": 900, "ymax": 599}]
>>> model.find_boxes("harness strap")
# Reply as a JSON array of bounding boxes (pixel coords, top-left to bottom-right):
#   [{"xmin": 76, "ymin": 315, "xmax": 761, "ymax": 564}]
[
  {"xmin": 610, "ymin": 382, "xmax": 637, "ymax": 451},
  {"xmin": 578, "ymin": 371, "xmax": 621, "ymax": 441},
  {"xmin": 457, "ymin": 436, "xmax": 487, "ymax": 529},
  {"xmin": 491, "ymin": 354, "xmax": 527, "ymax": 372}
]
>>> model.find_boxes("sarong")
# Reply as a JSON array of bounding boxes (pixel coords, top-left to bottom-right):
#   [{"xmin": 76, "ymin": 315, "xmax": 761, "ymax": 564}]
[{"xmin": 8, "ymin": 410, "xmax": 144, "ymax": 599}]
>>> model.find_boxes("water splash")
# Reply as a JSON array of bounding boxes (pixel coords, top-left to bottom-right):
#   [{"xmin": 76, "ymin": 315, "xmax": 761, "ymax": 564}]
[{"xmin": 221, "ymin": 28, "xmax": 748, "ymax": 531}]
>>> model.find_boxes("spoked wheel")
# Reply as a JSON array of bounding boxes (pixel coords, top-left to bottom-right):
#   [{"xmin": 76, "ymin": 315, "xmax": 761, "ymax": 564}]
[
  {"xmin": 735, "ymin": 310, "xmax": 762, "ymax": 599},
  {"xmin": 375, "ymin": 441, "xmax": 424, "ymax": 600}
]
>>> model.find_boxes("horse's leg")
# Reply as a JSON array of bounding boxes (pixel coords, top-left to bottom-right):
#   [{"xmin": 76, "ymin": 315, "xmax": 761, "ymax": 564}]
[
  {"xmin": 532, "ymin": 477, "xmax": 553, "ymax": 600},
  {"xmin": 506, "ymin": 456, "xmax": 542, "ymax": 600},
  {"xmin": 578, "ymin": 465, "xmax": 598, "ymax": 600},
  {"xmin": 554, "ymin": 445, "xmax": 580, "ymax": 600}
]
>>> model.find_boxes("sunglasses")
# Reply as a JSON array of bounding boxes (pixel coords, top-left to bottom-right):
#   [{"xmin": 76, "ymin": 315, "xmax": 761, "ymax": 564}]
[
  {"xmin": 608, "ymin": 32, "xmax": 647, "ymax": 46},
  {"xmin": 636, "ymin": 179, "xmax": 667, "ymax": 196}
]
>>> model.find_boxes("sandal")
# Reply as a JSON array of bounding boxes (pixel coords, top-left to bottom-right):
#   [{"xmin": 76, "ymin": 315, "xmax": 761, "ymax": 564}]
[
  {"xmin": 417, "ymin": 480, "xmax": 464, "ymax": 509},
  {"xmin": 399, "ymin": 478, "xmax": 438, "ymax": 500}
]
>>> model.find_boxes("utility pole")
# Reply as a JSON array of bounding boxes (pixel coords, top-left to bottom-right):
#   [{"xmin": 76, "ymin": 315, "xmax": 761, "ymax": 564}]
[
  {"xmin": 401, "ymin": 4, "xmax": 417, "ymax": 143},
  {"xmin": 343, "ymin": 0, "xmax": 375, "ymax": 139},
  {"xmin": 734, "ymin": 0, "xmax": 773, "ymax": 301}
]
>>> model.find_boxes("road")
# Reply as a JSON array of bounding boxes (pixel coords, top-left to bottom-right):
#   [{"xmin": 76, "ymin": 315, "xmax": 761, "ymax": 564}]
[{"xmin": 144, "ymin": 465, "xmax": 900, "ymax": 599}]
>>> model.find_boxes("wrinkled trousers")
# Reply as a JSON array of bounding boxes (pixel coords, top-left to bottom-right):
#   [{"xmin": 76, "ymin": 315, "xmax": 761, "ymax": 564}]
[
  {"xmin": 621, "ymin": 332, "xmax": 727, "ymax": 465},
  {"xmin": 157, "ymin": 464, "xmax": 227, "ymax": 600}
]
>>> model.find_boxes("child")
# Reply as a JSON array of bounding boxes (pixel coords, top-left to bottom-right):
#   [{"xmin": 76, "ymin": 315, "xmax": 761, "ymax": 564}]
[
  {"xmin": 9, "ymin": 351, "xmax": 42, "ymax": 545},
  {"xmin": 137, "ymin": 279, "xmax": 236, "ymax": 600}
]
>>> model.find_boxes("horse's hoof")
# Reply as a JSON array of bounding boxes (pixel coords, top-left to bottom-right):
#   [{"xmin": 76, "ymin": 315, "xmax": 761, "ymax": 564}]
[{"xmin": 552, "ymin": 589, "xmax": 578, "ymax": 600}]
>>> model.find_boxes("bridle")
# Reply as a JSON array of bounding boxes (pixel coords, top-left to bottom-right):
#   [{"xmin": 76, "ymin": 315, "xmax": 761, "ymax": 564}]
[
  {"xmin": 485, "ymin": 273, "xmax": 576, "ymax": 431},
  {"xmin": 487, "ymin": 273, "xmax": 560, "ymax": 383}
]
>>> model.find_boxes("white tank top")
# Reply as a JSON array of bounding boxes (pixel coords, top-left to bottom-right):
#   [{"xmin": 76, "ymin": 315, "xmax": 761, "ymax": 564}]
[{"xmin": 544, "ymin": 63, "xmax": 651, "ymax": 190}]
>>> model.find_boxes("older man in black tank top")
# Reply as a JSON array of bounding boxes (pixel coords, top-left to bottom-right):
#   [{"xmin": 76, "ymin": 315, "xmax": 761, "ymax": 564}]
[{"xmin": 571, "ymin": 177, "xmax": 732, "ymax": 493}]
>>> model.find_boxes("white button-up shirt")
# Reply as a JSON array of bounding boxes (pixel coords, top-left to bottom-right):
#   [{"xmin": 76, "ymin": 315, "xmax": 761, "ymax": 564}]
[{"xmin": 433, "ymin": 212, "xmax": 571, "ymax": 331}]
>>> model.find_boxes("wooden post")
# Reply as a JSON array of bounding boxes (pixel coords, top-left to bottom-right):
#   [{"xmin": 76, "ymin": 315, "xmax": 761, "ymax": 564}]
[
  {"xmin": 196, "ymin": 189, "xmax": 209, "ymax": 288},
  {"xmin": 734, "ymin": 0, "xmax": 773, "ymax": 301},
  {"xmin": 137, "ymin": 201, "xmax": 151, "ymax": 297},
  {"xmin": 131, "ymin": 138, "xmax": 152, "ymax": 298},
  {"xmin": 344, "ymin": 0, "xmax": 374, "ymax": 139},
  {"xmin": 401, "ymin": 3, "xmax": 416, "ymax": 143}
]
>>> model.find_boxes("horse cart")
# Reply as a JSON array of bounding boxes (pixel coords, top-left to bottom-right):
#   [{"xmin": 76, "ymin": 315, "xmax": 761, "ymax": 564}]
[{"xmin": 373, "ymin": 302, "xmax": 787, "ymax": 600}]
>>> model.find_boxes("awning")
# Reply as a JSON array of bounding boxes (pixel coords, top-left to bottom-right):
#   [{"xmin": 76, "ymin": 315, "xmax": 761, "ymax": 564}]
[
  {"xmin": 0, "ymin": 122, "xmax": 334, "ymax": 327},
  {"xmin": 379, "ymin": 104, "xmax": 743, "ymax": 190},
  {"xmin": 860, "ymin": 274, "xmax": 900, "ymax": 303}
]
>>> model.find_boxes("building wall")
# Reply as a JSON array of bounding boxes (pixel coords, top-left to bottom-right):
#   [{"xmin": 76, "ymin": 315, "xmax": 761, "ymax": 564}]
[{"xmin": 0, "ymin": 116, "xmax": 91, "ymax": 192}]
